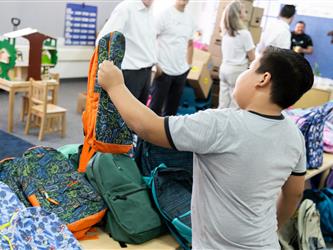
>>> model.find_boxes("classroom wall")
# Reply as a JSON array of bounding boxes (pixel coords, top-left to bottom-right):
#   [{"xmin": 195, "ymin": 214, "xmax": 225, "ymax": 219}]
[
  {"xmin": 0, "ymin": 0, "xmax": 119, "ymax": 40},
  {"xmin": 0, "ymin": 0, "xmax": 202, "ymax": 41}
]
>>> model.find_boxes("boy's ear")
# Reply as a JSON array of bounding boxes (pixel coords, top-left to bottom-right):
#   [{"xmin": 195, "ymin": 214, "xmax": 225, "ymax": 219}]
[{"xmin": 257, "ymin": 72, "xmax": 271, "ymax": 88}]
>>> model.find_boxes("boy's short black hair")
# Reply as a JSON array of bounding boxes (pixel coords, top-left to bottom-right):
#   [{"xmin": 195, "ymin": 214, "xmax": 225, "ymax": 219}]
[
  {"xmin": 279, "ymin": 5, "xmax": 296, "ymax": 18},
  {"xmin": 256, "ymin": 46, "xmax": 313, "ymax": 109}
]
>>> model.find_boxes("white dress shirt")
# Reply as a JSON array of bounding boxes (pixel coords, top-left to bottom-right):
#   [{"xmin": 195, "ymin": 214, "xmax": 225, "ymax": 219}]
[
  {"xmin": 257, "ymin": 18, "xmax": 291, "ymax": 53},
  {"xmin": 156, "ymin": 6, "xmax": 195, "ymax": 76},
  {"xmin": 96, "ymin": 0, "xmax": 157, "ymax": 70}
]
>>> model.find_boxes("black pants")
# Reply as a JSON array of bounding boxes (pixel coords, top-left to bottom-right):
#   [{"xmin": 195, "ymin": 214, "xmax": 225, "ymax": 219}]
[
  {"xmin": 149, "ymin": 70, "xmax": 189, "ymax": 116},
  {"xmin": 122, "ymin": 67, "xmax": 152, "ymax": 104}
]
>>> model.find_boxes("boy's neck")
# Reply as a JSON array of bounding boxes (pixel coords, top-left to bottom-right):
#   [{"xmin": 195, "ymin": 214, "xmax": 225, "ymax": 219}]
[{"xmin": 245, "ymin": 103, "xmax": 282, "ymax": 116}]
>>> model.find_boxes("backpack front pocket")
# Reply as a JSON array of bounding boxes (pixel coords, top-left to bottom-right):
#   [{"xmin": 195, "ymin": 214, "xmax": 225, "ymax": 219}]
[{"xmin": 106, "ymin": 184, "xmax": 162, "ymax": 236}]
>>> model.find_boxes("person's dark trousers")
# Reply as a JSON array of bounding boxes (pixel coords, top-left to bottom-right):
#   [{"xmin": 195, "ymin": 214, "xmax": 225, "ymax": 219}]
[
  {"xmin": 122, "ymin": 66, "xmax": 152, "ymax": 104},
  {"xmin": 150, "ymin": 70, "xmax": 189, "ymax": 116}
]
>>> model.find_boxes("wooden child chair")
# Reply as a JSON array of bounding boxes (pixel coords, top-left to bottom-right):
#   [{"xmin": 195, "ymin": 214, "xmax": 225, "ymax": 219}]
[
  {"xmin": 21, "ymin": 73, "xmax": 60, "ymax": 121},
  {"xmin": 25, "ymin": 78, "xmax": 66, "ymax": 141}
]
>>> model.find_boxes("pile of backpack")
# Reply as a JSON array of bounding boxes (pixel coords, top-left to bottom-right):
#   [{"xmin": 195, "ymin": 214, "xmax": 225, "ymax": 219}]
[
  {"xmin": 0, "ymin": 141, "xmax": 195, "ymax": 249},
  {"xmin": 0, "ymin": 31, "xmax": 197, "ymax": 249},
  {"xmin": 0, "ymin": 146, "xmax": 107, "ymax": 249},
  {"xmin": 83, "ymin": 138, "xmax": 194, "ymax": 249},
  {"xmin": 76, "ymin": 30, "xmax": 195, "ymax": 249}
]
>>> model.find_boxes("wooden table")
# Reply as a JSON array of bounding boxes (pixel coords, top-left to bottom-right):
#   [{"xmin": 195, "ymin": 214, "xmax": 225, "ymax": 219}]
[
  {"xmin": 80, "ymin": 228, "xmax": 178, "ymax": 250},
  {"xmin": 305, "ymin": 153, "xmax": 333, "ymax": 188},
  {"xmin": 0, "ymin": 78, "xmax": 58, "ymax": 133}
]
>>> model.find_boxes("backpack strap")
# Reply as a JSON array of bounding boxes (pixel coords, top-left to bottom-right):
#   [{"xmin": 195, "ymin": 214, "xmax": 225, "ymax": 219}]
[
  {"xmin": 79, "ymin": 48, "xmax": 99, "ymax": 173},
  {"xmin": 0, "ymin": 212, "xmax": 18, "ymax": 250}
]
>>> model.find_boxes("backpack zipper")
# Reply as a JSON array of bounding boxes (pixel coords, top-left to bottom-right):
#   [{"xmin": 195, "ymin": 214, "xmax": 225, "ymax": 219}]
[{"xmin": 112, "ymin": 186, "xmax": 147, "ymax": 201}]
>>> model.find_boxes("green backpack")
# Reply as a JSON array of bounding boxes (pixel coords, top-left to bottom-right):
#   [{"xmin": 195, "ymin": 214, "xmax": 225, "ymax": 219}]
[{"xmin": 86, "ymin": 152, "xmax": 165, "ymax": 245}]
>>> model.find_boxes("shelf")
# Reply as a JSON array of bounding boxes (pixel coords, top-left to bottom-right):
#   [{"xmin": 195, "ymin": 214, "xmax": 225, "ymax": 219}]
[
  {"xmin": 305, "ymin": 153, "xmax": 333, "ymax": 180},
  {"xmin": 41, "ymin": 64, "xmax": 55, "ymax": 67},
  {"xmin": 43, "ymin": 46, "xmax": 57, "ymax": 50}
]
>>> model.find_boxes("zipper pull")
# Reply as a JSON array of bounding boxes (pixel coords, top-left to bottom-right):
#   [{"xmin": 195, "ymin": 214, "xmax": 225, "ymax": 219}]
[
  {"xmin": 112, "ymin": 195, "xmax": 127, "ymax": 201},
  {"xmin": 42, "ymin": 191, "xmax": 60, "ymax": 205}
]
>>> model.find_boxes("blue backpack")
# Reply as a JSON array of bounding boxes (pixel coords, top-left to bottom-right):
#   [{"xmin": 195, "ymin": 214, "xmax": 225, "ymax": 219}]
[
  {"xmin": 0, "ymin": 181, "xmax": 81, "ymax": 249},
  {"xmin": 135, "ymin": 139, "xmax": 193, "ymax": 176},
  {"xmin": 146, "ymin": 164, "xmax": 192, "ymax": 250}
]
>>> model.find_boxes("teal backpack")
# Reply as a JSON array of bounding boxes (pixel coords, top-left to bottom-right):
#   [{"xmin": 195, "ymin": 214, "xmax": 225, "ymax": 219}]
[
  {"xmin": 146, "ymin": 164, "xmax": 192, "ymax": 250},
  {"xmin": 86, "ymin": 152, "xmax": 165, "ymax": 245}
]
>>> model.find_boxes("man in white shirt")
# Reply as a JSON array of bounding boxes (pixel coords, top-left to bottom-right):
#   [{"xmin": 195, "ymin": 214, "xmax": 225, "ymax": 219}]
[
  {"xmin": 96, "ymin": 0, "xmax": 156, "ymax": 104},
  {"xmin": 149, "ymin": 0, "xmax": 195, "ymax": 116},
  {"xmin": 257, "ymin": 5, "xmax": 296, "ymax": 54}
]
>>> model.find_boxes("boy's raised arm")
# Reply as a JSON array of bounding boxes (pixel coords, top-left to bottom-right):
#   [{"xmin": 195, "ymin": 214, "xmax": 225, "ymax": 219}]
[{"xmin": 98, "ymin": 60, "xmax": 171, "ymax": 148}]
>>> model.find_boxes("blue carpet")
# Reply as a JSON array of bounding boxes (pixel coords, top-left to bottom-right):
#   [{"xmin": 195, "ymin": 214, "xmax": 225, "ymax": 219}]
[{"xmin": 0, "ymin": 130, "xmax": 34, "ymax": 159}]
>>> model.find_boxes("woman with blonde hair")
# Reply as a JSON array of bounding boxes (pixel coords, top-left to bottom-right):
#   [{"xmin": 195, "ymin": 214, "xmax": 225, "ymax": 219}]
[{"xmin": 218, "ymin": 0, "xmax": 255, "ymax": 108}]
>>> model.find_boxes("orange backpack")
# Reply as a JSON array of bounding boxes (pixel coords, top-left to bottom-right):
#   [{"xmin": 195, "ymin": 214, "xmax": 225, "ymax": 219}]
[{"xmin": 79, "ymin": 32, "xmax": 133, "ymax": 172}]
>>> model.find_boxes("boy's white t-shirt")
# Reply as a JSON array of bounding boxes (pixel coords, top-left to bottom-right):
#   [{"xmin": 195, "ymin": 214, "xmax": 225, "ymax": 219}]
[
  {"xmin": 221, "ymin": 29, "xmax": 255, "ymax": 66},
  {"xmin": 165, "ymin": 108, "xmax": 306, "ymax": 250}
]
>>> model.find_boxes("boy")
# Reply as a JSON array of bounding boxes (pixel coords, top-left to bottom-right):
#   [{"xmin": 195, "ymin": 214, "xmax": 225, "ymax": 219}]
[{"xmin": 98, "ymin": 46, "xmax": 313, "ymax": 249}]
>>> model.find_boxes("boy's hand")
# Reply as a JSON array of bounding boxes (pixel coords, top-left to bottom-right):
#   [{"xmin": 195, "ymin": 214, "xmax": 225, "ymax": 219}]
[{"xmin": 98, "ymin": 60, "xmax": 125, "ymax": 93}]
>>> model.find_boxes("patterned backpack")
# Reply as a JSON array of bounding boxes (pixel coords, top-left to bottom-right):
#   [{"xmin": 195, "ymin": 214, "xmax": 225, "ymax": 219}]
[
  {"xmin": 19, "ymin": 146, "xmax": 107, "ymax": 239},
  {"xmin": 147, "ymin": 164, "xmax": 192, "ymax": 250},
  {"xmin": 296, "ymin": 104, "xmax": 333, "ymax": 169},
  {"xmin": 0, "ymin": 157, "xmax": 30, "ymax": 207},
  {"xmin": 80, "ymin": 32, "xmax": 132, "ymax": 172},
  {"xmin": 135, "ymin": 139, "xmax": 193, "ymax": 177},
  {"xmin": 0, "ymin": 181, "xmax": 81, "ymax": 249}
]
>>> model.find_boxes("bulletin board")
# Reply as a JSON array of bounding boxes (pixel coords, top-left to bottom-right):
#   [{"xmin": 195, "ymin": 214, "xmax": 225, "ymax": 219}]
[{"xmin": 64, "ymin": 3, "xmax": 97, "ymax": 46}]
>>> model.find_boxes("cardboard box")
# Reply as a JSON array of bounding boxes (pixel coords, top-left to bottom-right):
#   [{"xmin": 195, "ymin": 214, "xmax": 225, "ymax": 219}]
[
  {"xmin": 215, "ymin": 1, "xmax": 231, "ymax": 30},
  {"xmin": 209, "ymin": 43, "xmax": 221, "ymax": 58},
  {"xmin": 293, "ymin": 88, "xmax": 331, "ymax": 109},
  {"xmin": 249, "ymin": 26, "xmax": 262, "ymax": 45},
  {"xmin": 210, "ymin": 33, "xmax": 222, "ymax": 47},
  {"xmin": 192, "ymin": 48, "xmax": 211, "ymax": 65},
  {"xmin": 211, "ymin": 28, "xmax": 221, "ymax": 41},
  {"xmin": 211, "ymin": 55, "xmax": 222, "ymax": 68},
  {"xmin": 211, "ymin": 25, "xmax": 221, "ymax": 38},
  {"xmin": 187, "ymin": 49, "xmax": 213, "ymax": 99},
  {"xmin": 76, "ymin": 92, "xmax": 86, "ymax": 113},
  {"xmin": 188, "ymin": 65, "xmax": 212, "ymax": 99},
  {"xmin": 214, "ymin": 0, "xmax": 253, "ymax": 29},
  {"xmin": 250, "ymin": 7, "xmax": 264, "ymax": 27},
  {"xmin": 241, "ymin": 0, "xmax": 253, "ymax": 22}
]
